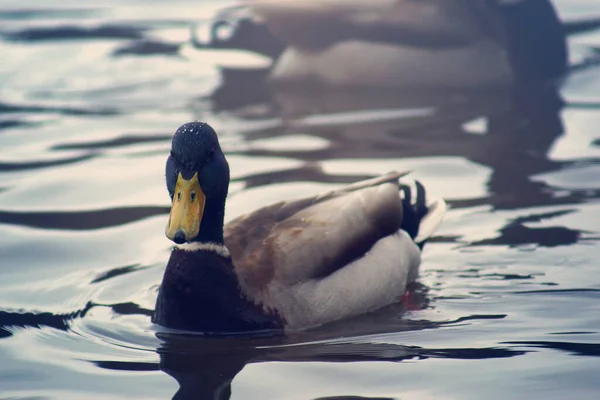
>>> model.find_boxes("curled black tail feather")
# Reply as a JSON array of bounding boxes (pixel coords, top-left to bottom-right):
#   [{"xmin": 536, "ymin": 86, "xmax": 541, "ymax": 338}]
[{"xmin": 400, "ymin": 181, "xmax": 430, "ymax": 249}]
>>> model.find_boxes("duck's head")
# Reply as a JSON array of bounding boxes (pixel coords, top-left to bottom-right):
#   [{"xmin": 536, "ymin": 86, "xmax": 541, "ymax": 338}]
[{"xmin": 165, "ymin": 122, "xmax": 230, "ymax": 244}]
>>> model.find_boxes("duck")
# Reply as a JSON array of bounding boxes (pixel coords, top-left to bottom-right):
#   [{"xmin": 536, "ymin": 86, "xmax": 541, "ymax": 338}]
[
  {"xmin": 152, "ymin": 122, "xmax": 446, "ymax": 333},
  {"xmin": 189, "ymin": 0, "xmax": 567, "ymax": 88}
]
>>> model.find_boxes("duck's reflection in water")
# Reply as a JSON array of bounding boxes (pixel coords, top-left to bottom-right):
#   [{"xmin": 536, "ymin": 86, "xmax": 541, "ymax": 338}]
[{"xmin": 157, "ymin": 310, "xmax": 516, "ymax": 400}]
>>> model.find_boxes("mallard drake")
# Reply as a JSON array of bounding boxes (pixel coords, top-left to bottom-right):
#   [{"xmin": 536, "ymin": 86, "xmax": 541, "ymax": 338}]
[
  {"xmin": 152, "ymin": 122, "xmax": 446, "ymax": 333},
  {"xmin": 190, "ymin": 0, "xmax": 567, "ymax": 88}
]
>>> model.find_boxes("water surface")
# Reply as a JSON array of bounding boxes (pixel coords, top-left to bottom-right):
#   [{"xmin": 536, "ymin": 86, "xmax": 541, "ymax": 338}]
[{"xmin": 1, "ymin": 1, "xmax": 600, "ymax": 399}]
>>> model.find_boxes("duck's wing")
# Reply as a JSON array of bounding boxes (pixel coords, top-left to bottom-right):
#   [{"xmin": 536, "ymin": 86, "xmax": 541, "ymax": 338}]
[{"xmin": 224, "ymin": 171, "xmax": 410, "ymax": 287}]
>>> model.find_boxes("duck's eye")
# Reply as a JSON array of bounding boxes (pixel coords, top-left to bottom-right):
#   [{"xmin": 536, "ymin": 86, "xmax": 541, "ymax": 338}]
[
  {"xmin": 213, "ymin": 22, "xmax": 234, "ymax": 42},
  {"xmin": 177, "ymin": 191, "xmax": 181, "ymax": 201},
  {"xmin": 191, "ymin": 191, "xmax": 196, "ymax": 202}
]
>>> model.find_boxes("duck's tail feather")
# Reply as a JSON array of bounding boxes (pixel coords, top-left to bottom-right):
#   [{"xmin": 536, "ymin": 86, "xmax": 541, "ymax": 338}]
[{"xmin": 399, "ymin": 180, "xmax": 446, "ymax": 249}]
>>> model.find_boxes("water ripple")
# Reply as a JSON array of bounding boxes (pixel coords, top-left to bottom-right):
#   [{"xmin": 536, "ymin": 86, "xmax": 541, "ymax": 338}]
[
  {"xmin": 1, "ymin": 1, "xmax": 600, "ymax": 399},
  {"xmin": 0, "ymin": 206, "xmax": 168, "ymax": 230}
]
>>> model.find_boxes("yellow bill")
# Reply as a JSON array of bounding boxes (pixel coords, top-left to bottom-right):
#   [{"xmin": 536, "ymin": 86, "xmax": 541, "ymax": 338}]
[{"xmin": 165, "ymin": 172, "xmax": 205, "ymax": 243}]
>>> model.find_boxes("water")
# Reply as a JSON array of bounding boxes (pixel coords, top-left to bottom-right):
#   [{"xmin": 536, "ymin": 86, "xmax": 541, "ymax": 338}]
[{"xmin": 1, "ymin": 1, "xmax": 600, "ymax": 399}]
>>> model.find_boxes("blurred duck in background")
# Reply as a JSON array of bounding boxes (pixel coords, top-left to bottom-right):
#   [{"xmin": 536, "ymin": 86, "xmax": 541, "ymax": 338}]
[{"xmin": 190, "ymin": 0, "xmax": 568, "ymax": 88}]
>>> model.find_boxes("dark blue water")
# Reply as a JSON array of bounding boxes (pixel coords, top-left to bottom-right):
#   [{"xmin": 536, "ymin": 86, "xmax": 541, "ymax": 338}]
[{"xmin": 1, "ymin": 1, "xmax": 600, "ymax": 399}]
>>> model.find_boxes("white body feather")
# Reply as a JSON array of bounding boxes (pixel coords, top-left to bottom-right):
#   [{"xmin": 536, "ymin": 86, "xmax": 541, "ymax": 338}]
[{"xmin": 268, "ymin": 230, "xmax": 420, "ymax": 330}]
